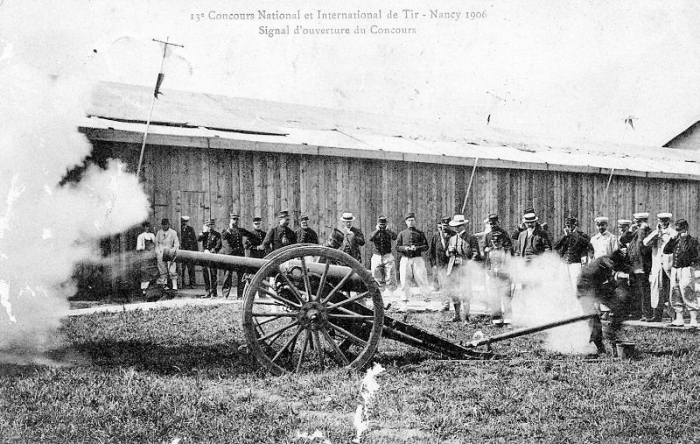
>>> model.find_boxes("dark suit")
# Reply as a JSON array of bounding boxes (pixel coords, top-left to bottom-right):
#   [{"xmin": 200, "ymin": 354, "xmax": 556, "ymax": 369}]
[{"xmin": 516, "ymin": 224, "xmax": 552, "ymax": 261}]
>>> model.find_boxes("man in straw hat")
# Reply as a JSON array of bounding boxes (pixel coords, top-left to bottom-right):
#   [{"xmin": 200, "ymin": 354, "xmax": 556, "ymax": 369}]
[
  {"xmin": 339, "ymin": 212, "xmax": 365, "ymax": 261},
  {"xmin": 515, "ymin": 208, "xmax": 552, "ymax": 260},
  {"xmin": 396, "ymin": 212, "xmax": 430, "ymax": 312},
  {"xmin": 628, "ymin": 212, "xmax": 653, "ymax": 321},
  {"xmin": 643, "ymin": 212, "xmax": 677, "ymax": 322},
  {"xmin": 444, "ymin": 214, "xmax": 481, "ymax": 322},
  {"xmin": 263, "ymin": 210, "xmax": 297, "ymax": 253},
  {"xmin": 369, "ymin": 216, "xmax": 398, "ymax": 294},
  {"xmin": 179, "ymin": 216, "xmax": 198, "ymax": 288},
  {"xmin": 663, "ymin": 219, "xmax": 700, "ymax": 328},
  {"xmin": 198, "ymin": 219, "xmax": 222, "ymax": 298}
]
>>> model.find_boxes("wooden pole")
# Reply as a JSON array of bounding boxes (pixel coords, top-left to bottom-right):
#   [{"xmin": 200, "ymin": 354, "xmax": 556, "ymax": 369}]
[
  {"xmin": 599, "ymin": 168, "xmax": 615, "ymax": 215},
  {"xmin": 460, "ymin": 157, "xmax": 479, "ymax": 214}
]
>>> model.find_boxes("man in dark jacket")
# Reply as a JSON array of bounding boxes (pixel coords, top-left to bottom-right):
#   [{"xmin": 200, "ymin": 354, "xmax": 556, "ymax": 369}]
[
  {"xmin": 444, "ymin": 214, "xmax": 481, "ymax": 322},
  {"xmin": 396, "ymin": 212, "xmax": 430, "ymax": 312},
  {"xmin": 197, "ymin": 219, "xmax": 222, "ymax": 298},
  {"xmin": 339, "ymin": 212, "xmax": 365, "ymax": 262},
  {"xmin": 295, "ymin": 214, "xmax": 319, "ymax": 245},
  {"xmin": 179, "ymin": 216, "xmax": 198, "ymax": 288},
  {"xmin": 221, "ymin": 213, "xmax": 257, "ymax": 299},
  {"xmin": 553, "ymin": 217, "xmax": 592, "ymax": 288},
  {"xmin": 369, "ymin": 216, "xmax": 398, "ymax": 294},
  {"xmin": 663, "ymin": 219, "xmax": 700, "ymax": 328},
  {"xmin": 263, "ymin": 210, "xmax": 297, "ymax": 253},
  {"xmin": 246, "ymin": 216, "xmax": 267, "ymax": 259},
  {"xmin": 577, "ymin": 249, "xmax": 632, "ymax": 354},
  {"xmin": 515, "ymin": 210, "xmax": 552, "ymax": 261},
  {"xmin": 428, "ymin": 216, "xmax": 453, "ymax": 297},
  {"xmin": 628, "ymin": 212, "xmax": 653, "ymax": 321}
]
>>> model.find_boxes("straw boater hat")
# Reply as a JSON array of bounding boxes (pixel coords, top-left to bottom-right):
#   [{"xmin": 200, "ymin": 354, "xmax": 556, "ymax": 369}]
[
  {"xmin": 657, "ymin": 212, "xmax": 672, "ymax": 219},
  {"xmin": 617, "ymin": 219, "xmax": 632, "ymax": 226},
  {"xmin": 340, "ymin": 212, "xmax": 355, "ymax": 221},
  {"xmin": 594, "ymin": 216, "xmax": 609, "ymax": 224},
  {"xmin": 522, "ymin": 210, "xmax": 538, "ymax": 223},
  {"xmin": 449, "ymin": 214, "xmax": 469, "ymax": 227},
  {"xmin": 181, "ymin": 216, "xmax": 190, "ymax": 221},
  {"xmin": 633, "ymin": 212, "xmax": 649, "ymax": 220}
]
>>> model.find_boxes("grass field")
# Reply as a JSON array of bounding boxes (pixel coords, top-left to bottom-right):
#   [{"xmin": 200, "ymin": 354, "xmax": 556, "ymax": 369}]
[{"xmin": 1, "ymin": 304, "xmax": 700, "ymax": 443}]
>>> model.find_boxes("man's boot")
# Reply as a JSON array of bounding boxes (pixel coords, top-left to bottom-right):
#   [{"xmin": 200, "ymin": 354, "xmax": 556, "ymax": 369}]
[
  {"xmin": 690, "ymin": 311, "xmax": 698, "ymax": 329},
  {"xmin": 452, "ymin": 302, "xmax": 462, "ymax": 322},
  {"xmin": 669, "ymin": 311, "xmax": 685, "ymax": 327}
]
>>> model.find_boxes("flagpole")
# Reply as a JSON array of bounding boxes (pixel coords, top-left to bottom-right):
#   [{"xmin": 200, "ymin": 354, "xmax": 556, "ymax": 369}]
[{"xmin": 136, "ymin": 37, "xmax": 184, "ymax": 180}]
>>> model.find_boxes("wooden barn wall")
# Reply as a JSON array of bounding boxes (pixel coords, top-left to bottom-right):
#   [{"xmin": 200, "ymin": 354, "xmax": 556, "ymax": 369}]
[{"xmin": 91, "ymin": 140, "xmax": 700, "ymax": 291}]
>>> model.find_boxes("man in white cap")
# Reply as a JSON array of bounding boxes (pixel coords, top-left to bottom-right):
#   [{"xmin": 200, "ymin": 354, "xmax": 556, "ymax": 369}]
[
  {"xmin": 339, "ymin": 212, "xmax": 365, "ymax": 261},
  {"xmin": 396, "ymin": 212, "xmax": 430, "ymax": 312},
  {"xmin": 444, "ymin": 214, "xmax": 481, "ymax": 322},
  {"xmin": 590, "ymin": 216, "xmax": 619, "ymax": 318},
  {"xmin": 662, "ymin": 219, "xmax": 699, "ymax": 327},
  {"xmin": 628, "ymin": 212, "xmax": 653, "ymax": 321},
  {"xmin": 155, "ymin": 218, "xmax": 180, "ymax": 292},
  {"xmin": 643, "ymin": 212, "xmax": 677, "ymax": 322}
]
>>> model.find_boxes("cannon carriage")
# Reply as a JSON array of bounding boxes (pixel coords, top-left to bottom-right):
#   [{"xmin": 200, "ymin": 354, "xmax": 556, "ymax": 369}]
[{"xmin": 163, "ymin": 245, "xmax": 594, "ymax": 375}]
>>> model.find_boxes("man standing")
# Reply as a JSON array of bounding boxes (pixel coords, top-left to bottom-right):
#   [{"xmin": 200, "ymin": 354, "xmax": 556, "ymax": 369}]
[
  {"xmin": 663, "ymin": 219, "xmax": 699, "ymax": 328},
  {"xmin": 628, "ymin": 212, "xmax": 653, "ymax": 321},
  {"xmin": 553, "ymin": 217, "xmax": 592, "ymax": 288},
  {"xmin": 369, "ymin": 216, "xmax": 398, "ymax": 295},
  {"xmin": 643, "ymin": 212, "xmax": 677, "ymax": 322},
  {"xmin": 396, "ymin": 212, "xmax": 431, "ymax": 312},
  {"xmin": 485, "ymin": 230, "xmax": 513, "ymax": 325},
  {"xmin": 246, "ymin": 216, "xmax": 267, "ymax": 259},
  {"xmin": 263, "ymin": 210, "xmax": 297, "ymax": 253},
  {"xmin": 179, "ymin": 215, "xmax": 198, "ymax": 288},
  {"xmin": 339, "ymin": 212, "xmax": 365, "ymax": 262},
  {"xmin": 295, "ymin": 215, "xmax": 319, "ymax": 244},
  {"xmin": 198, "ymin": 219, "xmax": 222, "ymax": 298},
  {"xmin": 428, "ymin": 216, "xmax": 454, "ymax": 297},
  {"xmin": 155, "ymin": 218, "xmax": 180, "ymax": 292},
  {"xmin": 515, "ymin": 210, "xmax": 552, "ymax": 260},
  {"xmin": 136, "ymin": 221, "xmax": 158, "ymax": 297},
  {"xmin": 590, "ymin": 217, "xmax": 618, "ymax": 259},
  {"xmin": 445, "ymin": 215, "xmax": 481, "ymax": 322},
  {"xmin": 221, "ymin": 213, "xmax": 256, "ymax": 299}
]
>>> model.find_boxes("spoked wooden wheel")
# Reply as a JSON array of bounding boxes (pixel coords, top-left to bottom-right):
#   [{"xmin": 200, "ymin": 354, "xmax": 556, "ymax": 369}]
[{"xmin": 242, "ymin": 245, "xmax": 384, "ymax": 375}]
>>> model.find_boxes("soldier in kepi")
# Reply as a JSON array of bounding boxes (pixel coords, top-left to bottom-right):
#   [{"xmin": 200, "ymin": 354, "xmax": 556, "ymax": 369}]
[
  {"xmin": 396, "ymin": 212, "xmax": 431, "ymax": 312},
  {"xmin": 369, "ymin": 215, "xmax": 398, "ymax": 295},
  {"xmin": 263, "ymin": 210, "xmax": 297, "ymax": 253},
  {"xmin": 663, "ymin": 219, "xmax": 700, "ymax": 328},
  {"xmin": 553, "ymin": 217, "xmax": 592, "ymax": 289},
  {"xmin": 428, "ymin": 216, "xmax": 454, "ymax": 309},
  {"xmin": 198, "ymin": 219, "xmax": 222, "ymax": 298},
  {"xmin": 295, "ymin": 214, "xmax": 319, "ymax": 244},
  {"xmin": 221, "ymin": 213, "xmax": 257, "ymax": 299},
  {"xmin": 246, "ymin": 216, "xmax": 267, "ymax": 259},
  {"xmin": 179, "ymin": 215, "xmax": 198, "ymax": 288}
]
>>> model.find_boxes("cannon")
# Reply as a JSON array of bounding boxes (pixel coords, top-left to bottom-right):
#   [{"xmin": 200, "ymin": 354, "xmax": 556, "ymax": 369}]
[{"xmin": 163, "ymin": 245, "xmax": 595, "ymax": 375}]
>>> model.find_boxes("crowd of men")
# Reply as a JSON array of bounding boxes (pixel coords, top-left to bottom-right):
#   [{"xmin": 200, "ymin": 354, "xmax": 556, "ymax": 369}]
[{"xmin": 135, "ymin": 208, "xmax": 700, "ymax": 349}]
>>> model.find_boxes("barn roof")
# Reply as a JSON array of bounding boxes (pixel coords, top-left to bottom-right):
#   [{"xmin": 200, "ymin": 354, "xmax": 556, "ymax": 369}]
[{"xmin": 82, "ymin": 81, "xmax": 700, "ymax": 181}]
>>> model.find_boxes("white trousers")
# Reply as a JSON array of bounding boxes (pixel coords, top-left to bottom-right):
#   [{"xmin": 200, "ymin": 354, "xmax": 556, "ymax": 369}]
[
  {"xmin": 371, "ymin": 253, "xmax": 397, "ymax": 292},
  {"xmin": 399, "ymin": 256, "xmax": 431, "ymax": 301},
  {"xmin": 670, "ymin": 266, "xmax": 698, "ymax": 312}
]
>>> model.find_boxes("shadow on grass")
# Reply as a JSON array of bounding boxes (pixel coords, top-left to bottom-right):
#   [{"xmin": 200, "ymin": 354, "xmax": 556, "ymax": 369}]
[{"xmin": 67, "ymin": 339, "xmax": 262, "ymax": 377}]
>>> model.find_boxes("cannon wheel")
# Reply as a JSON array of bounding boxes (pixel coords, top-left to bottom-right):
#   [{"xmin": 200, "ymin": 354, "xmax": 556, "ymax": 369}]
[{"xmin": 242, "ymin": 245, "xmax": 384, "ymax": 375}]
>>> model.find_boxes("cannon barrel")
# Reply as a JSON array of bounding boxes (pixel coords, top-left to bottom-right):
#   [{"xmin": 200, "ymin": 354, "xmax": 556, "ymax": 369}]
[
  {"xmin": 162, "ymin": 248, "xmax": 369, "ymax": 290},
  {"xmin": 470, "ymin": 313, "xmax": 597, "ymax": 348}
]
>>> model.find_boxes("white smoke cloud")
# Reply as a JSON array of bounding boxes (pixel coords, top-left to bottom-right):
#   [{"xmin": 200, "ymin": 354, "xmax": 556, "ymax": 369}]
[{"xmin": 0, "ymin": 42, "xmax": 149, "ymax": 354}]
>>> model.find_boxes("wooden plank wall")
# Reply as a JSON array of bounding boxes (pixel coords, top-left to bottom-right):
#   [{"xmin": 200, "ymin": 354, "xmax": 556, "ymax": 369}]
[{"xmin": 97, "ymin": 141, "xmax": 700, "ymax": 284}]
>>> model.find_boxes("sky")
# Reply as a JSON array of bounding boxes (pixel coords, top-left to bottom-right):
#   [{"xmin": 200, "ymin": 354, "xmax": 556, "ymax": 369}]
[{"xmin": 2, "ymin": 0, "xmax": 700, "ymax": 147}]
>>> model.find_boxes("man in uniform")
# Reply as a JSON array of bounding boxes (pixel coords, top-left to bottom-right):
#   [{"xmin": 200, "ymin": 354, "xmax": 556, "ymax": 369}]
[
  {"xmin": 198, "ymin": 219, "xmax": 222, "ymax": 298},
  {"xmin": 339, "ymin": 212, "xmax": 365, "ymax": 262},
  {"xmin": 396, "ymin": 212, "xmax": 431, "ymax": 312},
  {"xmin": 628, "ymin": 212, "xmax": 653, "ymax": 321},
  {"xmin": 155, "ymin": 218, "xmax": 180, "ymax": 292},
  {"xmin": 263, "ymin": 210, "xmax": 297, "ymax": 253},
  {"xmin": 428, "ymin": 216, "xmax": 453, "ymax": 302},
  {"xmin": 663, "ymin": 219, "xmax": 699, "ymax": 328},
  {"xmin": 221, "ymin": 213, "xmax": 256, "ymax": 299},
  {"xmin": 179, "ymin": 215, "xmax": 198, "ymax": 288},
  {"xmin": 643, "ymin": 212, "xmax": 677, "ymax": 322},
  {"xmin": 246, "ymin": 216, "xmax": 267, "ymax": 259},
  {"xmin": 554, "ymin": 217, "xmax": 592, "ymax": 288},
  {"xmin": 295, "ymin": 214, "xmax": 319, "ymax": 244},
  {"xmin": 445, "ymin": 214, "xmax": 481, "ymax": 322},
  {"xmin": 369, "ymin": 216, "xmax": 398, "ymax": 295},
  {"xmin": 590, "ymin": 216, "xmax": 619, "ymax": 319}
]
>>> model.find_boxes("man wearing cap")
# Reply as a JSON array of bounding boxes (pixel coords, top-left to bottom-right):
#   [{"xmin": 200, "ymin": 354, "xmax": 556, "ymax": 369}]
[
  {"xmin": 155, "ymin": 218, "xmax": 180, "ymax": 292},
  {"xmin": 590, "ymin": 217, "xmax": 618, "ymax": 259},
  {"xmin": 324, "ymin": 229, "xmax": 345, "ymax": 250},
  {"xmin": 662, "ymin": 219, "xmax": 700, "ymax": 328},
  {"xmin": 295, "ymin": 215, "xmax": 319, "ymax": 245},
  {"xmin": 339, "ymin": 212, "xmax": 365, "ymax": 262},
  {"xmin": 628, "ymin": 212, "xmax": 653, "ymax": 321},
  {"xmin": 369, "ymin": 216, "xmax": 398, "ymax": 294},
  {"xmin": 263, "ymin": 210, "xmax": 297, "ymax": 253},
  {"xmin": 396, "ymin": 212, "xmax": 431, "ymax": 312},
  {"xmin": 444, "ymin": 214, "xmax": 481, "ymax": 322},
  {"xmin": 515, "ymin": 209, "xmax": 552, "ymax": 260},
  {"xmin": 179, "ymin": 216, "xmax": 198, "ymax": 289},
  {"xmin": 554, "ymin": 217, "xmax": 593, "ymax": 288},
  {"xmin": 198, "ymin": 219, "xmax": 222, "ymax": 298},
  {"xmin": 136, "ymin": 221, "xmax": 158, "ymax": 297},
  {"xmin": 428, "ymin": 216, "xmax": 454, "ymax": 296},
  {"xmin": 221, "ymin": 213, "xmax": 257, "ymax": 299},
  {"xmin": 643, "ymin": 213, "xmax": 677, "ymax": 322},
  {"xmin": 246, "ymin": 217, "xmax": 267, "ymax": 259}
]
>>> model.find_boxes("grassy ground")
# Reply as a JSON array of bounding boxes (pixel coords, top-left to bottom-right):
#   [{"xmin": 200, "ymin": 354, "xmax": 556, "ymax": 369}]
[{"xmin": 1, "ymin": 305, "xmax": 700, "ymax": 443}]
